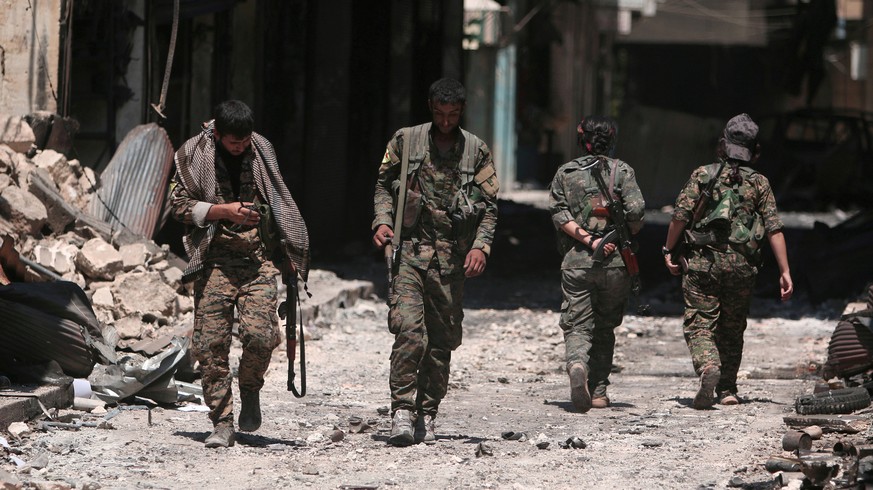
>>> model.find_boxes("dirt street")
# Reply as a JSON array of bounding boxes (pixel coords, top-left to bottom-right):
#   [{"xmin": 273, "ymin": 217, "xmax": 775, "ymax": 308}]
[{"xmin": 0, "ymin": 262, "xmax": 846, "ymax": 490}]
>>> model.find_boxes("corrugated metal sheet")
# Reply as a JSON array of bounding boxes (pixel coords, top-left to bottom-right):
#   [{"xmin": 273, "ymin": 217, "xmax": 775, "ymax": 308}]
[
  {"xmin": 0, "ymin": 281, "xmax": 117, "ymax": 378},
  {"xmin": 87, "ymin": 123, "xmax": 174, "ymax": 239},
  {"xmin": 825, "ymin": 318, "xmax": 873, "ymax": 378}
]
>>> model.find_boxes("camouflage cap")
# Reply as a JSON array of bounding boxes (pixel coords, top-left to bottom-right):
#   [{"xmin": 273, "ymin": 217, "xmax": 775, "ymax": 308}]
[{"xmin": 723, "ymin": 113, "xmax": 758, "ymax": 162}]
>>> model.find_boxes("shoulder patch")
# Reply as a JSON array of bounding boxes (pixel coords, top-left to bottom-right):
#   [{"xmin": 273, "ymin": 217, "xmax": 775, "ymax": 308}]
[
  {"xmin": 381, "ymin": 147, "xmax": 391, "ymax": 164},
  {"xmin": 475, "ymin": 164, "xmax": 499, "ymax": 198}
]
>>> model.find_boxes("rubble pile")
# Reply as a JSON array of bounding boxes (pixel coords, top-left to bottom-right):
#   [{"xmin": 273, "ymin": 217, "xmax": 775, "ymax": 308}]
[{"xmin": 0, "ymin": 114, "xmax": 194, "ymax": 376}]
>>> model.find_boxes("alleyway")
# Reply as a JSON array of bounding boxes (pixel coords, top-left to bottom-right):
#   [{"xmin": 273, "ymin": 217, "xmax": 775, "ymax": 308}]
[{"xmin": 1, "ymin": 191, "xmax": 854, "ymax": 489}]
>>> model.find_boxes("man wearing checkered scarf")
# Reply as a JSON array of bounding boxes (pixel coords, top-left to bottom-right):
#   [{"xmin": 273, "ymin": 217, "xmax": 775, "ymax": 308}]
[{"xmin": 170, "ymin": 100, "xmax": 309, "ymax": 448}]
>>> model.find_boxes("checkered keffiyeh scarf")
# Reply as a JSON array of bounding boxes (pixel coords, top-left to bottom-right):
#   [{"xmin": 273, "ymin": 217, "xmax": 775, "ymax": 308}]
[{"xmin": 174, "ymin": 122, "xmax": 311, "ymax": 281}]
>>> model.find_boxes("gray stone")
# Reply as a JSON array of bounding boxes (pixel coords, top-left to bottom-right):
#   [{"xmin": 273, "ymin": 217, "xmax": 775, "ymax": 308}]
[
  {"xmin": 75, "ymin": 237, "xmax": 123, "ymax": 280},
  {"xmin": 91, "ymin": 287, "xmax": 114, "ymax": 308},
  {"xmin": 0, "ymin": 115, "xmax": 35, "ymax": 153},
  {"xmin": 0, "ymin": 174, "xmax": 11, "ymax": 193},
  {"xmin": 0, "ymin": 144, "xmax": 15, "ymax": 173},
  {"xmin": 161, "ymin": 266, "xmax": 183, "ymax": 290},
  {"xmin": 32, "ymin": 240, "xmax": 77, "ymax": 274},
  {"xmin": 119, "ymin": 243, "xmax": 152, "ymax": 271},
  {"xmin": 114, "ymin": 316, "xmax": 146, "ymax": 340},
  {"xmin": 32, "ymin": 149, "xmax": 74, "ymax": 185},
  {"xmin": 0, "ymin": 185, "xmax": 48, "ymax": 234},
  {"xmin": 112, "ymin": 271, "xmax": 178, "ymax": 318}
]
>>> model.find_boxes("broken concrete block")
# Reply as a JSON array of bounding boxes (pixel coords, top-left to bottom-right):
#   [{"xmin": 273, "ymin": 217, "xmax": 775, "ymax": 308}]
[
  {"xmin": 176, "ymin": 294, "xmax": 194, "ymax": 314},
  {"xmin": 91, "ymin": 287, "xmax": 114, "ymax": 308},
  {"xmin": 114, "ymin": 316, "xmax": 146, "ymax": 340},
  {"xmin": 79, "ymin": 166, "xmax": 97, "ymax": 195},
  {"xmin": 0, "ymin": 144, "xmax": 15, "ymax": 173},
  {"xmin": 119, "ymin": 242, "xmax": 152, "ymax": 271},
  {"xmin": 0, "ymin": 174, "xmax": 11, "ymax": 193},
  {"xmin": 32, "ymin": 149, "xmax": 74, "ymax": 186},
  {"xmin": 151, "ymin": 259, "xmax": 169, "ymax": 272},
  {"xmin": 6, "ymin": 422, "xmax": 30, "ymax": 439},
  {"xmin": 33, "ymin": 241, "xmax": 78, "ymax": 274},
  {"xmin": 113, "ymin": 271, "xmax": 178, "ymax": 318},
  {"xmin": 28, "ymin": 168, "xmax": 77, "ymax": 234},
  {"xmin": 0, "ymin": 467, "xmax": 21, "ymax": 486},
  {"xmin": 161, "ymin": 266, "xmax": 183, "ymax": 290},
  {"xmin": 0, "ymin": 185, "xmax": 48, "ymax": 235},
  {"xmin": 0, "ymin": 114, "xmax": 36, "ymax": 153},
  {"xmin": 75, "ymin": 237, "xmax": 123, "ymax": 280}
]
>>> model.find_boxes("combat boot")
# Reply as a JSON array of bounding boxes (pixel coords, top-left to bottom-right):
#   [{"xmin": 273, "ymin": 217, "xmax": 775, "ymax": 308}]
[
  {"xmin": 719, "ymin": 391, "xmax": 740, "ymax": 405},
  {"xmin": 239, "ymin": 390, "xmax": 262, "ymax": 432},
  {"xmin": 692, "ymin": 366, "xmax": 720, "ymax": 409},
  {"xmin": 568, "ymin": 363, "xmax": 591, "ymax": 413},
  {"xmin": 421, "ymin": 414, "xmax": 436, "ymax": 445},
  {"xmin": 591, "ymin": 395, "xmax": 610, "ymax": 409},
  {"xmin": 387, "ymin": 409, "xmax": 415, "ymax": 446},
  {"xmin": 204, "ymin": 423, "xmax": 235, "ymax": 448}
]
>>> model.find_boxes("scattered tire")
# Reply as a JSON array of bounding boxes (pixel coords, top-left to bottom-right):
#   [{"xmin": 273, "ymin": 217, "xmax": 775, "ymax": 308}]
[{"xmin": 795, "ymin": 387, "xmax": 871, "ymax": 415}]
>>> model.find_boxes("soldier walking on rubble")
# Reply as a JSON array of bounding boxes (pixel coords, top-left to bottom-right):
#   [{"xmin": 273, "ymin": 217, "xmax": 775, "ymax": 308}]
[
  {"xmin": 663, "ymin": 113, "xmax": 793, "ymax": 409},
  {"xmin": 372, "ymin": 78, "xmax": 499, "ymax": 446},
  {"xmin": 548, "ymin": 115, "xmax": 645, "ymax": 412},
  {"xmin": 170, "ymin": 100, "xmax": 310, "ymax": 447}
]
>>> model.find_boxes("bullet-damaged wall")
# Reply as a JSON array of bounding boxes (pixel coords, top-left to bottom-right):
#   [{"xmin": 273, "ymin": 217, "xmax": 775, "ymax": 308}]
[{"xmin": 0, "ymin": 0, "xmax": 63, "ymax": 115}]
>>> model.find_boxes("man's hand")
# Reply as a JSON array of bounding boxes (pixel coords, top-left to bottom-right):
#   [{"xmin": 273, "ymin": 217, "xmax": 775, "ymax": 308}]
[
  {"xmin": 373, "ymin": 224, "xmax": 394, "ymax": 249},
  {"xmin": 227, "ymin": 202, "xmax": 260, "ymax": 225},
  {"xmin": 464, "ymin": 248, "xmax": 487, "ymax": 278},
  {"xmin": 664, "ymin": 254, "xmax": 682, "ymax": 276},
  {"xmin": 589, "ymin": 236, "xmax": 616, "ymax": 256},
  {"xmin": 779, "ymin": 271, "xmax": 794, "ymax": 302}
]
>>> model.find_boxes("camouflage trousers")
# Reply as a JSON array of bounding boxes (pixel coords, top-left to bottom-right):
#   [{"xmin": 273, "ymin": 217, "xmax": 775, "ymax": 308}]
[
  {"xmin": 559, "ymin": 266, "xmax": 630, "ymax": 398},
  {"xmin": 388, "ymin": 258, "xmax": 465, "ymax": 417},
  {"xmin": 682, "ymin": 249, "xmax": 756, "ymax": 394},
  {"xmin": 192, "ymin": 232, "xmax": 281, "ymax": 428}
]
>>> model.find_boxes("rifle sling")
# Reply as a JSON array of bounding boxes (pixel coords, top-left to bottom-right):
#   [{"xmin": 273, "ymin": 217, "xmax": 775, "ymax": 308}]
[{"xmin": 392, "ymin": 128, "xmax": 412, "ymax": 249}]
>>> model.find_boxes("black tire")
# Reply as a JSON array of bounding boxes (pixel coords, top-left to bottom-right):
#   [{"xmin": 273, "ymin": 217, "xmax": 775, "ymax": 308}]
[{"xmin": 795, "ymin": 387, "xmax": 871, "ymax": 415}]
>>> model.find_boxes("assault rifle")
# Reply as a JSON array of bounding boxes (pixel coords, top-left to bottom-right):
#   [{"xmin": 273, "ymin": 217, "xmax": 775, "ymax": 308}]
[
  {"xmin": 590, "ymin": 161, "xmax": 641, "ymax": 295},
  {"xmin": 671, "ymin": 159, "xmax": 727, "ymax": 272},
  {"xmin": 279, "ymin": 277, "xmax": 305, "ymax": 397}
]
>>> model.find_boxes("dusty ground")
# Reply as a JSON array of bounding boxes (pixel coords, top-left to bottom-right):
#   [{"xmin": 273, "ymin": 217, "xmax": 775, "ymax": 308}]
[{"xmin": 0, "ymin": 258, "xmax": 853, "ymax": 490}]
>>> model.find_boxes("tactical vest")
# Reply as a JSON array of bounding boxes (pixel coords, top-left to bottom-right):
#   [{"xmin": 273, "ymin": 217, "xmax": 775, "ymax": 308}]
[
  {"xmin": 394, "ymin": 123, "xmax": 488, "ymax": 248},
  {"xmin": 402, "ymin": 123, "xmax": 482, "ymax": 183},
  {"xmin": 689, "ymin": 163, "xmax": 766, "ymax": 263}
]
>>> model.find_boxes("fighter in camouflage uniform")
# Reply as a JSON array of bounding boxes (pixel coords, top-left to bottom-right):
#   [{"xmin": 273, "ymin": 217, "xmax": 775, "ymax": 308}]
[
  {"xmin": 170, "ymin": 100, "xmax": 310, "ymax": 447},
  {"xmin": 663, "ymin": 114, "xmax": 793, "ymax": 409},
  {"xmin": 548, "ymin": 115, "xmax": 645, "ymax": 413},
  {"xmin": 372, "ymin": 79, "xmax": 498, "ymax": 446}
]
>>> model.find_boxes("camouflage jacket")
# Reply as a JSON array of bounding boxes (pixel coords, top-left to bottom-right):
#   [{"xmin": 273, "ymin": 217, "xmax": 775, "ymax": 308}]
[
  {"xmin": 549, "ymin": 156, "xmax": 645, "ymax": 270},
  {"xmin": 170, "ymin": 142, "xmax": 260, "ymax": 260},
  {"xmin": 373, "ymin": 125, "xmax": 499, "ymax": 276},
  {"xmin": 673, "ymin": 163, "xmax": 783, "ymax": 265}
]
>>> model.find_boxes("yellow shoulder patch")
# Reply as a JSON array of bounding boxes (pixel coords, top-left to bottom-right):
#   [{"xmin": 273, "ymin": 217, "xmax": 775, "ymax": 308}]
[
  {"xmin": 475, "ymin": 165, "xmax": 499, "ymax": 198},
  {"xmin": 381, "ymin": 148, "xmax": 391, "ymax": 164}
]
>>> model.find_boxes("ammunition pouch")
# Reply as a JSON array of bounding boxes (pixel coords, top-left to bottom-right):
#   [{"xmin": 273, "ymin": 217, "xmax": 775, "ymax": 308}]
[
  {"xmin": 250, "ymin": 200, "xmax": 282, "ymax": 261},
  {"xmin": 449, "ymin": 183, "xmax": 486, "ymax": 253},
  {"xmin": 392, "ymin": 177, "xmax": 424, "ymax": 233},
  {"xmin": 684, "ymin": 229, "xmax": 719, "ymax": 247}
]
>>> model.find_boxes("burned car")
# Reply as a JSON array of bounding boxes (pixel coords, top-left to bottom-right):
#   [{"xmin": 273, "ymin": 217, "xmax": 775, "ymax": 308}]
[{"xmin": 755, "ymin": 109, "xmax": 873, "ymax": 211}]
